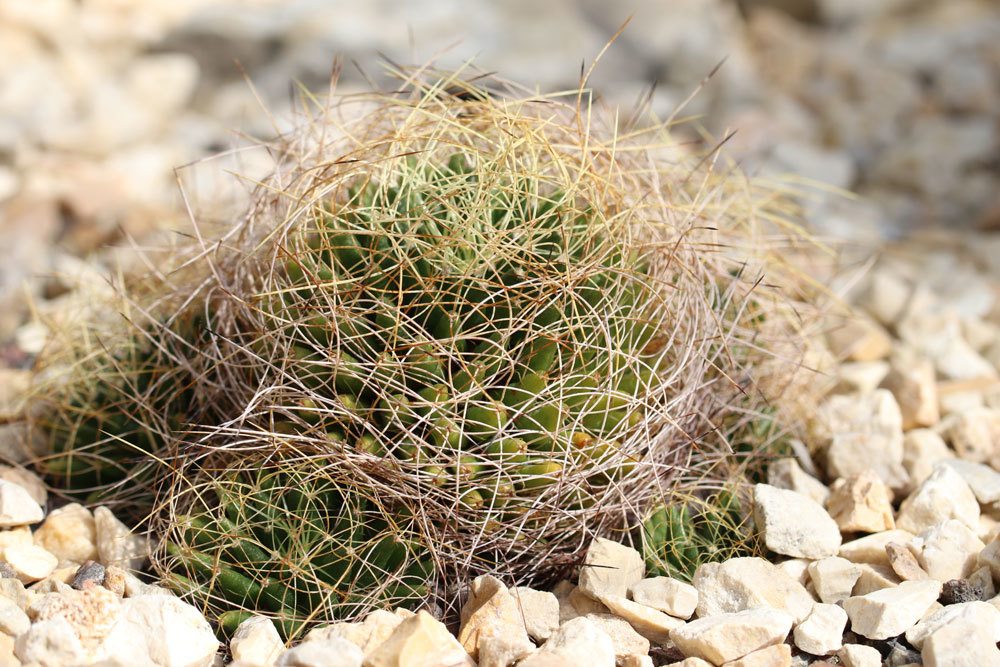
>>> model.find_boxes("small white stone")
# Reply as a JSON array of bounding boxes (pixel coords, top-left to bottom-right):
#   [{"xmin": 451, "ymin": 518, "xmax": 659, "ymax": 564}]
[
  {"xmin": 753, "ymin": 484, "xmax": 841, "ymax": 559},
  {"xmin": 669, "ymin": 607, "xmax": 793, "ymax": 665},
  {"xmin": 921, "ymin": 615, "xmax": 1000, "ymax": 666},
  {"xmin": 458, "ymin": 575, "xmax": 531, "ymax": 660},
  {"xmin": 511, "ymin": 586, "xmax": 559, "ymax": 641},
  {"xmin": 2, "ymin": 543, "xmax": 57, "ymax": 583},
  {"xmin": 578, "ymin": 538, "xmax": 645, "ymax": 602},
  {"xmin": 231, "ymin": 616, "xmax": 284, "ymax": 666},
  {"xmin": 807, "ymin": 557, "xmax": 861, "ymax": 604},
  {"xmin": 880, "ymin": 353, "xmax": 939, "ymax": 430},
  {"xmin": 775, "ymin": 559, "xmax": 810, "ymax": 586},
  {"xmin": 827, "ymin": 316, "xmax": 892, "ymax": 362},
  {"xmin": 14, "ymin": 617, "xmax": 88, "ymax": 665},
  {"xmin": 895, "ymin": 464, "xmax": 980, "ymax": 535},
  {"xmin": 597, "ymin": 594, "xmax": 684, "ymax": 644},
  {"xmin": 843, "ymin": 580, "xmax": 943, "ymax": 640},
  {"xmin": 582, "ymin": 613, "xmax": 650, "ymax": 664},
  {"xmin": 852, "ymin": 564, "xmax": 902, "ymax": 596},
  {"xmin": 693, "ymin": 558, "xmax": 814, "ymax": 623},
  {"xmin": 826, "ymin": 433, "xmax": 910, "ymax": 492},
  {"xmin": 524, "ymin": 616, "xmax": 615, "ymax": 667},
  {"xmin": 722, "ymin": 643, "xmax": 791, "ymax": 667},
  {"xmin": 0, "ymin": 595, "xmax": 29, "ymax": 637},
  {"xmin": 96, "ymin": 595, "xmax": 220, "ymax": 667},
  {"xmin": 834, "ymin": 361, "xmax": 890, "ymax": 395},
  {"xmin": 94, "ymin": 506, "xmax": 148, "ymax": 571},
  {"xmin": 902, "ymin": 429, "xmax": 953, "ymax": 490},
  {"xmin": 793, "ymin": 603, "xmax": 847, "ymax": 655},
  {"xmin": 839, "ymin": 530, "xmax": 916, "ymax": 566},
  {"xmin": 276, "ymin": 637, "xmax": 363, "ymax": 666},
  {"xmin": 0, "ymin": 526, "xmax": 33, "ymax": 550},
  {"xmin": 912, "ymin": 519, "xmax": 985, "ymax": 582},
  {"xmin": 942, "ymin": 407, "xmax": 1000, "ymax": 465},
  {"xmin": 942, "ymin": 459, "xmax": 1000, "ymax": 504},
  {"xmin": 365, "ymin": 611, "xmax": 473, "ymax": 667},
  {"xmin": 838, "ymin": 643, "xmax": 882, "ymax": 667},
  {"xmin": 905, "ymin": 601, "xmax": 1000, "ymax": 649},
  {"xmin": 766, "ymin": 458, "xmax": 829, "ymax": 506},
  {"xmin": 979, "ymin": 538, "xmax": 1000, "ymax": 582},
  {"xmin": 629, "ymin": 577, "xmax": 698, "ymax": 620},
  {"xmin": 0, "ymin": 481, "xmax": 43, "ymax": 528},
  {"xmin": 479, "ymin": 636, "xmax": 535, "ymax": 667},
  {"xmin": 33, "ymin": 503, "xmax": 98, "ymax": 565},
  {"xmin": 826, "ymin": 470, "xmax": 895, "ymax": 534},
  {"xmin": 0, "ymin": 467, "xmax": 46, "ymax": 507}
]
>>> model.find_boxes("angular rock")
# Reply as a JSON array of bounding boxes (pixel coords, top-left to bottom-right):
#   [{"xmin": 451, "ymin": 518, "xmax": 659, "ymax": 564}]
[
  {"xmin": 582, "ymin": 613, "xmax": 650, "ymax": 664},
  {"xmin": 0, "ymin": 467, "xmax": 46, "ymax": 507},
  {"xmin": 522, "ymin": 616, "xmax": 615, "ymax": 667},
  {"xmin": 895, "ymin": 464, "xmax": 979, "ymax": 535},
  {"xmin": 665, "ymin": 659, "xmax": 713, "ymax": 667},
  {"xmin": 365, "ymin": 611, "xmax": 474, "ymax": 667},
  {"xmin": 942, "ymin": 407, "xmax": 1000, "ymax": 465},
  {"xmin": 71, "ymin": 560, "xmax": 106, "ymax": 590},
  {"xmin": 826, "ymin": 470, "xmax": 895, "ymax": 534},
  {"xmin": 921, "ymin": 616, "xmax": 1000, "ymax": 666},
  {"xmin": 886, "ymin": 542, "xmax": 928, "ymax": 581},
  {"xmin": 902, "ymin": 429, "xmax": 953, "ymax": 490},
  {"xmin": 0, "ymin": 526, "xmax": 32, "ymax": 550},
  {"xmin": 629, "ymin": 577, "xmax": 698, "ymax": 620},
  {"xmin": 834, "ymin": 360, "xmax": 890, "ymax": 395},
  {"xmin": 912, "ymin": 519, "xmax": 985, "ymax": 582},
  {"xmin": 577, "ymin": 538, "xmax": 645, "ymax": 602},
  {"xmin": 793, "ymin": 603, "xmax": 847, "ymax": 656},
  {"xmin": 843, "ymin": 580, "xmax": 943, "ymax": 640},
  {"xmin": 839, "ymin": 530, "xmax": 916, "ymax": 566},
  {"xmin": 33, "ymin": 503, "xmax": 98, "ymax": 565},
  {"xmin": 775, "ymin": 559, "xmax": 810, "ymax": 586},
  {"xmin": 837, "ymin": 643, "xmax": 881, "ymax": 667},
  {"xmin": 0, "ymin": 578, "xmax": 28, "ymax": 610},
  {"xmin": 939, "ymin": 578, "xmax": 980, "ymax": 604},
  {"xmin": 0, "ymin": 595, "xmax": 29, "ymax": 637},
  {"xmin": 812, "ymin": 390, "xmax": 907, "ymax": 490},
  {"xmin": 979, "ymin": 537, "xmax": 1000, "ymax": 582},
  {"xmin": 478, "ymin": 636, "xmax": 535, "ymax": 667},
  {"xmin": 827, "ymin": 316, "xmax": 892, "ymax": 362},
  {"xmin": 753, "ymin": 484, "xmax": 841, "ymax": 559},
  {"xmin": 232, "ymin": 616, "xmax": 284, "ymax": 666},
  {"xmin": 94, "ymin": 506, "xmax": 148, "ymax": 571},
  {"xmin": 305, "ymin": 610, "xmax": 404, "ymax": 655},
  {"xmin": 458, "ymin": 576, "xmax": 530, "ymax": 660},
  {"xmin": 969, "ymin": 565, "xmax": 996, "ymax": 599},
  {"xmin": 942, "ymin": 458, "xmax": 1000, "ymax": 504},
  {"xmin": 852, "ymin": 563, "xmax": 902, "ymax": 596},
  {"xmin": 905, "ymin": 601, "xmax": 1000, "ymax": 649},
  {"xmin": 14, "ymin": 617, "xmax": 89, "ymax": 666},
  {"xmin": 880, "ymin": 353, "xmax": 939, "ymax": 430},
  {"xmin": 568, "ymin": 585, "xmax": 609, "ymax": 616},
  {"xmin": 807, "ymin": 557, "xmax": 861, "ymax": 604},
  {"xmin": 766, "ymin": 458, "xmax": 829, "ymax": 507},
  {"xmin": 0, "ymin": 480, "xmax": 43, "ymax": 528},
  {"xmin": 96, "ymin": 594, "xmax": 219, "ymax": 666},
  {"xmin": 31, "ymin": 586, "xmax": 122, "ymax": 651},
  {"xmin": 276, "ymin": 637, "xmax": 363, "ymax": 666},
  {"xmin": 669, "ymin": 608, "xmax": 793, "ymax": 665},
  {"xmin": 597, "ymin": 594, "xmax": 684, "ymax": 644},
  {"xmin": 693, "ymin": 558, "xmax": 814, "ymax": 623},
  {"xmin": 720, "ymin": 643, "xmax": 790, "ymax": 667},
  {"xmin": 2, "ymin": 543, "xmax": 57, "ymax": 583},
  {"xmin": 511, "ymin": 587, "xmax": 559, "ymax": 642}
]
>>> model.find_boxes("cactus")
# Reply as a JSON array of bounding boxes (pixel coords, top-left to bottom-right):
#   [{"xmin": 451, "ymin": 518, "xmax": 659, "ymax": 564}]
[
  {"xmin": 640, "ymin": 488, "xmax": 762, "ymax": 582},
  {"xmin": 163, "ymin": 457, "xmax": 432, "ymax": 640}
]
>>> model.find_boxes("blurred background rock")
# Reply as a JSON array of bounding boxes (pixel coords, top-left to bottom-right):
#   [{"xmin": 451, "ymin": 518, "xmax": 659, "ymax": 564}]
[{"xmin": 0, "ymin": 0, "xmax": 998, "ymax": 351}]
